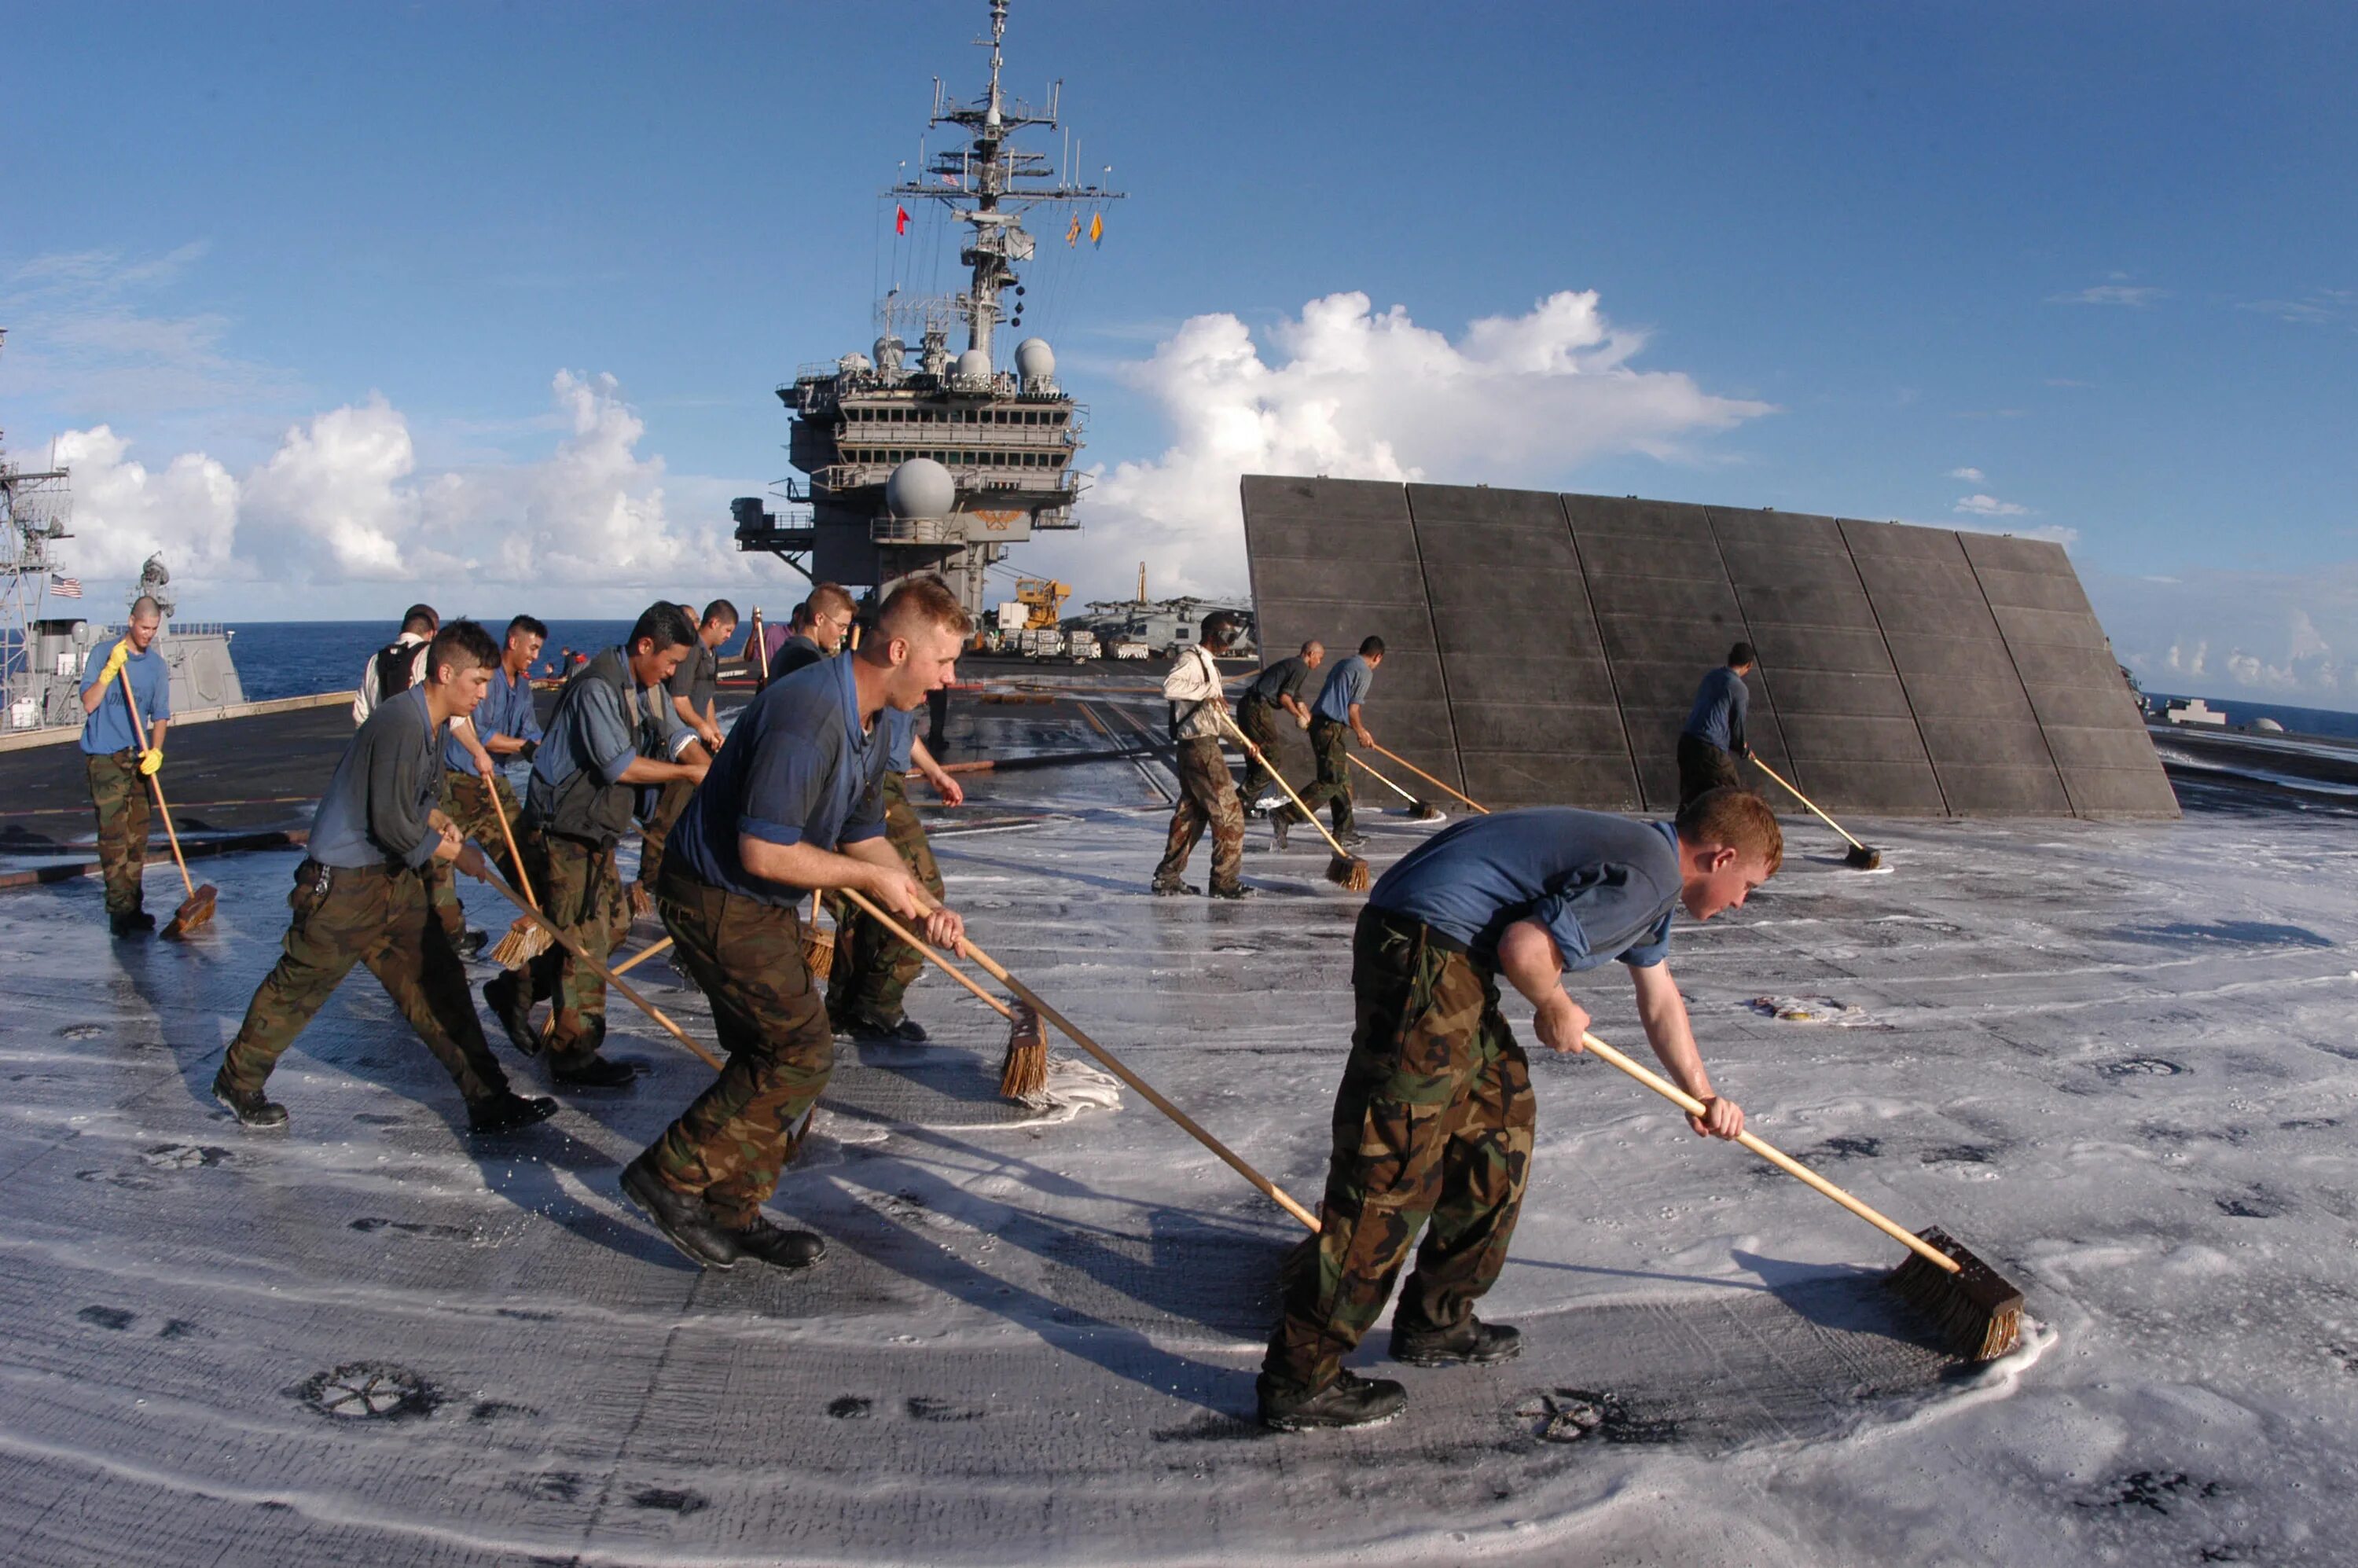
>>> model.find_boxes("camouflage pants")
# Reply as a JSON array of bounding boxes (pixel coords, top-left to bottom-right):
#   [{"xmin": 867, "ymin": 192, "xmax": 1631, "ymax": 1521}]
[
  {"xmin": 636, "ymin": 775, "xmax": 696, "ymax": 891},
  {"xmin": 825, "ymin": 771, "xmax": 942, "ymax": 1026},
  {"xmin": 441, "ymin": 769, "xmax": 534, "ymax": 880},
  {"xmin": 1154, "ymin": 736, "xmax": 1245, "ymax": 893},
  {"xmin": 518, "ymin": 835, "xmax": 628, "ymax": 1065},
  {"xmin": 1295, "ymin": 717, "xmax": 1357, "ymax": 834},
  {"xmin": 644, "ymin": 865, "xmax": 834, "ymax": 1228},
  {"xmin": 221, "ymin": 860, "xmax": 510, "ymax": 1107},
  {"xmin": 86, "ymin": 750, "xmax": 151, "ymax": 916},
  {"xmin": 1263, "ymin": 906, "xmax": 1536, "ymax": 1394},
  {"xmin": 1235, "ymin": 697, "xmax": 1287, "ymax": 804},
  {"xmin": 1677, "ymin": 734, "xmax": 1743, "ymax": 809}
]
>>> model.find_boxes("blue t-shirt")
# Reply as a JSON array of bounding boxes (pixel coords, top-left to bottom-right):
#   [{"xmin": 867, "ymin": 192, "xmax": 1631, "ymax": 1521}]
[
  {"xmin": 1369, "ymin": 808, "xmax": 1681, "ymax": 971},
  {"xmin": 1682, "ymin": 666, "xmax": 1750, "ymax": 752},
  {"xmin": 883, "ymin": 705, "xmax": 916, "ymax": 773},
  {"xmin": 445, "ymin": 664, "xmax": 543, "ymax": 773},
  {"xmin": 528, "ymin": 648, "xmax": 691, "ymax": 811},
  {"xmin": 1313, "ymin": 655, "xmax": 1374, "ymax": 724},
  {"xmin": 79, "ymin": 636, "xmax": 171, "ymax": 755},
  {"xmin": 667, "ymin": 653, "xmax": 890, "ymax": 906}
]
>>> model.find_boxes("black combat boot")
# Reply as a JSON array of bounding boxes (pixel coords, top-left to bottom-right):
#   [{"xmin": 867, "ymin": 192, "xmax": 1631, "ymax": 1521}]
[
  {"xmin": 1389, "ymin": 1314, "xmax": 1522, "ymax": 1368},
  {"xmin": 482, "ymin": 971, "xmax": 540, "ymax": 1056},
  {"xmin": 718, "ymin": 1214, "xmax": 828, "ymax": 1270},
  {"xmin": 109, "ymin": 909, "xmax": 156, "ymax": 938},
  {"xmin": 468, "ymin": 1092, "xmax": 560, "ymax": 1135},
  {"xmin": 1208, "ymin": 883, "xmax": 1258, "ymax": 901},
  {"xmin": 845, "ymin": 1014, "xmax": 927, "ymax": 1045},
  {"xmin": 619, "ymin": 1157, "xmax": 736, "ymax": 1269},
  {"xmin": 1151, "ymin": 878, "xmax": 1199, "ymax": 897},
  {"xmin": 455, "ymin": 927, "xmax": 489, "ymax": 960},
  {"xmin": 1269, "ymin": 816, "xmax": 1291, "ymax": 850},
  {"xmin": 1257, "ymin": 1371, "xmax": 1409, "ymax": 1432},
  {"xmin": 211, "ymin": 1069, "xmax": 288, "ymax": 1130},
  {"xmin": 548, "ymin": 1018, "xmax": 637, "ymax": 1090}
]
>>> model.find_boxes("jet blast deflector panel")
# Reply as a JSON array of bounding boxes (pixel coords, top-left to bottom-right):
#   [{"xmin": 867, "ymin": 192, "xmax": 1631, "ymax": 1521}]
[{"xmin": 1240, "ymin": 477, "xmax": 2174, "ymax": 820}]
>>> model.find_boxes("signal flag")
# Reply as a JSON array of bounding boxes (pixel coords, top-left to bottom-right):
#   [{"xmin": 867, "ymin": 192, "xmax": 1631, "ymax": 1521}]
[
  {"xmin": 1089, "ymin": 211, "xmax": 1104, "ymax": 247},
  {"xmin": 894, "ymin": 204, "xmax": 910, "ymax": 235}
]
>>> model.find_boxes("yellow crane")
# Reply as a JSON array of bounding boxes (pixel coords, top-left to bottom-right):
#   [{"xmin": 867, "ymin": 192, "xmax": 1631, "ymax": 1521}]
[{"xmin": 1013, "ymin": 577, "xmax": 1071, "ymax": 630}]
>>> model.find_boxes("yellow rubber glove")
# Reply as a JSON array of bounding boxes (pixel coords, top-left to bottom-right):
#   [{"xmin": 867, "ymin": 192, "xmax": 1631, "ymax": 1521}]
[
  {"xmin": 99, "ymin": 640, "xmax": 131, "ymax": 685},
  {"xmin": 138, "ymin": 747, "xmax": 163, "ymax": 777}
]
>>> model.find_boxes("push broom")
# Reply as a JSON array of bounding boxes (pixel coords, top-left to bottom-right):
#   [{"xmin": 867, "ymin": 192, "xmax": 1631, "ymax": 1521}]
[
  {"xmin": 1578, "ymin": 1026, "xmax": 2022, "ymax": 1359},
  {"xmin": 1365, "ymin": 740, "xmax": 1489, "ymax": 816},
  {"xmin": 1215, "ymin": 713, "xmax": 1368, "ymax": 891},
  {"xmin": 1750, "ymin": 757, "xmax": 1883, "ymax": 870},
  {"xmin": 839, "ymin": 887, "xmax": 1320, "ymax": 1232},
  {"xmin": 118, "ymin": 666, "xmax": 216, "ymax": 939},
  {"xmin": 486, "ymin": 788, "xmax": 554, "ymax": 968},
  {"xmin": 1347, "ymin": 752, "xmax": 1444, "ymax": 821}
]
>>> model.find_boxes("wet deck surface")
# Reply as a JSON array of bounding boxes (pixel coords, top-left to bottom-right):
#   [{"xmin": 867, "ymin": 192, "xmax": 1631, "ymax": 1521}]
[{"xmin": 2, "ymin": 678, "xmax": 2354, "ymax": 1564}]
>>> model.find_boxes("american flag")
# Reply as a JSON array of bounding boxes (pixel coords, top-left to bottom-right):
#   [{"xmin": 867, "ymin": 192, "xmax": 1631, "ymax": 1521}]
[{"xmin": 49, "ymin": 574, "xmax": 82, "ymax": 599}]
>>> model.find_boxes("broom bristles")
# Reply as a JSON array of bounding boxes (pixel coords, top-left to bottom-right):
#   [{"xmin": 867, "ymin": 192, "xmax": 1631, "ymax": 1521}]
[
  {"xmin": 1846, "ymin": 844, "xmax": 1884, "ymax": 870},
  {"xmin": 161, "ymin": 884, "xmax": 218, "ymax": 941},
  {"xmin": 801, "ymin": 928, "xmax": 835, "ymax": 981},
  {"xmin": 1326, "ymin": 853, "xmax": 1370, "ymax": 893},
  {"xmin": 998, "ymin": 1000, "xmax": 1049, "ymax": 1101},
  {"xmin": 1886, "ymin": 1226, "xmax": 2025, "ymax": 1361},
  {"xmin": 490, "ymin": 916, "xmax": 553, "ymax": 970}
]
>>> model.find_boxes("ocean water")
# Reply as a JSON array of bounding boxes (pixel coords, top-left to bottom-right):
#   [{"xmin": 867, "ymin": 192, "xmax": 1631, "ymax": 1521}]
[{"xmin": 219, "ymin": 619, "xmax": 689, "ymax": 703}]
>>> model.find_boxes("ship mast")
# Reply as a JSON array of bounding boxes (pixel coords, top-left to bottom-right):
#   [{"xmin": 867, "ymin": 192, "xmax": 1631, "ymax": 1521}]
[{"xmin": 891, "ymin": 0, "xmax": 1122, "ymax": 361}]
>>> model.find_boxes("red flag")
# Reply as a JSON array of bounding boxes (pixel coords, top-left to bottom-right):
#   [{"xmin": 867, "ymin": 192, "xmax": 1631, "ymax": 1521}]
[{"xmin": 894, "ymin": 204, "xmax": 909, "ymax": 235}]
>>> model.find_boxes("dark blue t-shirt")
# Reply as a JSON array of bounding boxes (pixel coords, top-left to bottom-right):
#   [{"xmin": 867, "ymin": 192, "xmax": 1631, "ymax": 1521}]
[
  {"xmin": 666, "ymin": 654, "xmax": 889, "ymax": 905},
  {"xmin": 1368, "ymin": 808, "xmax": 1681, "ymax": 971}
]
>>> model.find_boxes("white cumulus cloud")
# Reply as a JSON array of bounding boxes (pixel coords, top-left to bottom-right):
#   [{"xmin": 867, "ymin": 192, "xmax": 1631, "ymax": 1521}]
[
  {"xmin": 1035, "ymin": 289, "xmax": 1772, "ymax": 597},
  {"xmin": 1954, "ymin": 493, "xmax": 2031, "ymax": 517},
  {"xmin": 1947, "ymin": 466, "xmax": 1985, "ymax": 482}
]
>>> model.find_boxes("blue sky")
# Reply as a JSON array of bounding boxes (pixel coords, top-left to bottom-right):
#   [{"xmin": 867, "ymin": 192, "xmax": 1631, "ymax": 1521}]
[{"xmin": 5, "ymin": 2, "xmax": 2354, "ymax": 702}]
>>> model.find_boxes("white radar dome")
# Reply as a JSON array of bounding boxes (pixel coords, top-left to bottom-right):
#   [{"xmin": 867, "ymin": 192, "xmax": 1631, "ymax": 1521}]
[
  {"xmin": 1014, "ymin": 337, "xmax": 1056, "ymax": 381},
  {"xmin": 953, "ymin": 348, "xmax": 992, "ymax": 383},
  {"xmin": 886, "ymin": 457, "xmax": 956, "ymax": 520},
  {"xmin": 837, "ymin": 352, "xmax": 872, "ymax": 374}
]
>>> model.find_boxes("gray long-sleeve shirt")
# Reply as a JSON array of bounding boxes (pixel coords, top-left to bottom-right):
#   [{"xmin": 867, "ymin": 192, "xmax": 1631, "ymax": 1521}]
[
  {"xmin": 307, "ymin": 685, "xmax": 445, "ymax": 870},
  {"xmin": 1682, "ymin": 666, "xmax": 1750, "ymax": 755}
]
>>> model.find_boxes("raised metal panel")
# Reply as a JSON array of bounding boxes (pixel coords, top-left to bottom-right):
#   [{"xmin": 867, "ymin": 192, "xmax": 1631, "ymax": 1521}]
[
  {"xmin": 2040, "ymin": 725, "xmax": 2176, "ymax": 773},
  {"xmin": 1244, "ymin": 514, "xmax": 1426, "ymax": 564},
  {"xmin": 1405, "ymin": 521, "xmax": 1581, "ymax": 571},
  {"xmin": 1717, "ymin": 540, "xmax": 1861, "ymax": 591},
  {"xmin": 1776, "ymin": 711, "xmax": 1941, "ymax": 762},
  {"xmin": 1249, "ymin": 555, "xmax": 1431, "ymax": 608},
  {"xmin": 2022, "ymin": 684, "xmax": 2146, "ymax": 730},
  {"xmin": 1710, "ymin": 508, "xmax": 1847, "ymax": 553},
  {"xmin": 1423, "ymin": 564, "xmax": 1596, "ymax": 625},
  {"xmin": 1436, "ymin": 653, "xmax": 1617, "ymax": 697},
  {"xmin": 1562, "ymin": 494, "xmax": 1715, "ymax": 542},
  {"xmin": 1927, "ymin": 765, "xmax": 2074, "ymax": 816},
  {"xmin": 1787, "ymin": 759, "xmax": 1949, "ymax": 817},
  {"xmin": 2055, "ymin": 766, "xmax": 2183, "ymax": 817},
  {"xmin": 1956, "ymin": 531, "xmax": 2072, "ymax": 577},
  {"xmin": 1991, "ymin": 604, "xmax": 2110, "ymax": 652},
  {"xmin": 1748, "ymin": 627, "xmax": 1901, "ymax": 675},
  {"xmin": 1729, "ymin": 582, "xmax": 1882, "ymax": 631},
  {"xmin": 1462, "ymin": 751, "xmax": 1643, "ymax": 811},
  {"xmin": 1574, "ymin": 530, "xmax": 1732, "ymax": 582},
  {"xmin": 2004, "ymin": 640, "xmax": 2128, "ymax": 689},
  {"xmin": 1973, "ymin": 567, "xmax": 2095, "ymax": 617},
  {"xmin": 1871, "ymin": 594, "xmax": 2007, "ymax": 641},
  {"xmin": 1881, "ymin": 633, "xmax": 2023, "ymax": 690},
  {"xmin": 1242, "ymin": 474, "xmax": 1409, "ymax": 523},
  {"xmin": 1763, "ymin": 667, "xmax": 1919, "ymax": 719},
  {"xmin": 1916, "ymin": 715, "xmax": 2060, "ymax": 769},
  {"xmin": 1449, "ymin": 701, "xmax": 1640, "ymax": 753},
  {"xmin": 1406, "ymin": 483, "xmax": 1567, "ymax": 528}
]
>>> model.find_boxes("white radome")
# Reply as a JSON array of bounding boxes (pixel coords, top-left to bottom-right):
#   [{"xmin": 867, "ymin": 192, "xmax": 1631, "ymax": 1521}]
[
  {"xmin": 1014, "ymin": 337, "xmax": 1056, "ymax": 382},
  {"xmin": 886, "ymin": 457, "xmax": 957, "ymax": 520}
]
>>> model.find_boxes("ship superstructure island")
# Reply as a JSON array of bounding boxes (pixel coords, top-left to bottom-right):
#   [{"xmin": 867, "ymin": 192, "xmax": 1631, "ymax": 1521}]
[{"xmin": 733, "ymin": 0, "xmax": 1122, "ymax": 619}]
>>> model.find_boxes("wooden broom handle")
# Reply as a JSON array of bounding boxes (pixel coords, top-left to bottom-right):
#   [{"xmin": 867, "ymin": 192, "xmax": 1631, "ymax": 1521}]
[
  {"xmin": 472, "ymin": 866, "xmax": 724, "ymax": 1072},
  {"xmin": 1347, "ymin": 751, "xmax": 1420, "ymax": 805},
  {"xmin": 1748, "ymin": 757, "xmax": 1868, "ymax": 854},
  {"xmin": 119, "ymin": 664, "xmax": 196, "ymax": 900},
  {"xmin": 1576, "ymin": 1030, "xmax": 1957, "ymax": 1273},
  {"xmin": 1364, "ymin": 740, "xmax": 1489, "ymax": 814},
  {"xmin": 612, "ymin": 936, "xmax": 673, "ymax": 976},
  {"xmin": 483, "ymin": 778, "xmax": 538, "ymax": 909},
  {"xmin": 751, "ymin": 611, "xmax": 772, "ymax": 682},
  {"xmin": 1213, "ymin": 712, "xmax": 1353, "ymax": 861},
  {"xmin": 838, "ymin": 887, "xmax": 1014, "ymax": 1020},
  {"xmin": 949, "ymin": 924, "xmax": 1323, "ymax": 1233}
]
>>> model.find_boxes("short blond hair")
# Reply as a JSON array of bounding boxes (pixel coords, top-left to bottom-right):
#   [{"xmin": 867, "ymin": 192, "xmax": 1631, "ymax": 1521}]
[
  {"xmin": 1676, "ymin": 787, "xmax": 1783, "ymax": 876},
  {"xmin": 808, "ymin": 582, "xmax": 856, "ymax": 620},
  {"xmin": 879, "ymin": 575, "xmax": 973, "ymax": 640}
]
